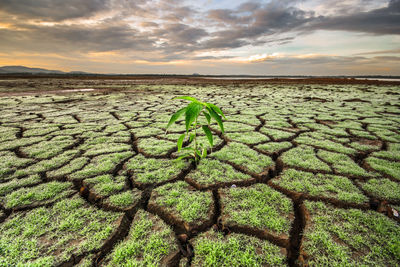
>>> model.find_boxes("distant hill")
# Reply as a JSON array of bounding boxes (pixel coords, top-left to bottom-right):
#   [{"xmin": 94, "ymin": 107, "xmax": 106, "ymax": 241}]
[{"xmin": 0, "ymin": 66, "xmax": 89, "ymax": 74}]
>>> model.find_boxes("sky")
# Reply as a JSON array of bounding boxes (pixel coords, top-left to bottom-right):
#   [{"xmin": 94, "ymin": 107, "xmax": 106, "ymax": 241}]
[{"xmin": 0, "ymin": 0, "xmax": 399, "ymax": 75}]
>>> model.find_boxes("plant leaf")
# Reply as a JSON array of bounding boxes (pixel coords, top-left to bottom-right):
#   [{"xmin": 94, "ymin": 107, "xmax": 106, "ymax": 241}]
[
  {"xmin": 202, "ymin": 147, "xmax": 207, "ymax": 158},
  {"xmin": 166, "ymin": 107, "xmax": 187, "ymax": 129},
  {"xmin": 185, "ymin": 102, "xmax": 203, "ymax": 133},
  {"xmin": 177, "ymin": 133, "xmax": 185, "ymax": 152},
  {"xmin": 175, "ymin": 154, "xmax": 191, "ymax": 162},
  {"xmin": 174, "ymin": 96, "xmax": 198, "ymax": 102},
  {"xmin": 189, "ymin": 133, "xmax": 195, "ymax": 142},
  {"xmin": 203, "ymin": 111, "xmax": 211, "ymax": 125},
  {"xmin": 207, "ymin": 107, "xmax": 224, "ymax": 133},
  {"xmin": 206, "ymin": 103, "xmax": 226, "ymax": 119},
  {"xmin": 195, "ymin": 149, "xmax": 202, "ymax": 157},
  {"xmin": 202, "ymin": 125, "xmax": 213, "ymax": 147}
]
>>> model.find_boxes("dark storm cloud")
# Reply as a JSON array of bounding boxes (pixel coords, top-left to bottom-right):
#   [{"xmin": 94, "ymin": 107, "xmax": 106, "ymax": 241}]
[
  {"xmin": 0, "ymin": 0, "xmax": 109, "ymax": 21},
  {"xmin": 306, "ymin": 0, "xmax": 400, "ymax": 35},
  {"xmin": 0, "ymin": 23, "xmax": 154, "ymax": 53},
  {"xmin": 0, "ymin": 0, "xmax": 399, "ymax": 60},
  {"xmin": 202, "ymin": 2, "xmax": 313, "ymax": 50}
]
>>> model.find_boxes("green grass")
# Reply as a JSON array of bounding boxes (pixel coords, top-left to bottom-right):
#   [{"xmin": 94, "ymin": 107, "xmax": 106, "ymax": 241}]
[
  {"xmin": 222, "ymin": 121, "xmax": 254, "ymax": 132},
  {"xmin": 0, "ymin": 174, "xmax": 42, "ymax": 196},
  {"xmin": 0, "ymin": 196, "xmax": 122, "ymax": 265},
  {"xmin": 361, "ymin": 178, "xmax": 400, "ymax": 201},
  {"xmin": 14, "ymin": 149, "xmax": 79, "ymax": 177},
  {"xmin": 186, "ymin": 158, "xmax": 252, "ymax": 187},
  {"xmin": 302, "ymin": 201, "xmax": 400, "ymax": 266},
  {"xmin": 105, "ymin": 189, "xmax": 142, "ymax": 209},
  {"xmin": 47, "ymin": 157, "xmax": 89, "ymax": 178},
  {"xmin": 317, "ymin": 150, "xmax": 372, "ymax": 177},
  {"xmin": 295, "ymin": 134, "xmax": 356, "ymax": 155},
  {"xmin": 2, "ymin": 181, "xmax": 74, "ymax": 209},
  {"xmin": 105, "ymin": 209, "xmax": 177, "ymax": 266},
  {"xmin": 271, "ymin": 169, "xmax": 368, "ymax": 204},
  {"xmin": 151, "ymin": 181, "xmax": 213, "ymax": 223},
  {"xmin": 20, "ymin": 136, "xmax": 75, "ymax": 159},
  {"xmin": 211, "ymin": 142, "xmax": 274, "ymax": 173},
  {"xmin": 0, "ymin": 81, "xmax": 399, "ymax": 266},
  {"xmin": 260, "ymin": 128, "xmax": 296, "ymax": 141},
  {"xmin": 0, "ymin": 152, "xmax": 33, "ymax": 180},
  {"xmin": 69, "ymin": 151, "xmax": 134, "ymax": 180},
  {"xmin": 281, "ymin": 145, "xmax": 331, "ymax": 172},
  {"xmin": 220, "ymin": 184, "xmax": 293, "ymax": 235},
  {"xmin": 371, "ymin": 142, "xmax": 400, "ymax": 160},
  {"xmin": 255, "ymin": 141, "xmax": 292, "ymax": 154},
  {"xmin": 137, "ymin": 137, "xmax": 176, "ymax": 155},
  {"xmin": 225, "ymin": 131, "xmax": 270, "ymax": 144},
  {"xmin": 83, "ymin": 175, "xmax": 126, "ymax": 197},
  {"xmin": 125, "ymin": 154, "xmax": 188, "ymax": 185},
  {"xmin": 192, "ymin": 230, "xmax": 286, "ymax": 266},
  {"xmin": 366, "ymin": 157, "xmax": 400, "ymax": 180}
]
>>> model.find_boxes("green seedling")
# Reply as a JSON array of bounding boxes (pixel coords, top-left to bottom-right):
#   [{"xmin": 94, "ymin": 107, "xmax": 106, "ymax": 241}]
[{"xmin": 166, "ymin": 96, "xmax": 225, "ymax": 163}]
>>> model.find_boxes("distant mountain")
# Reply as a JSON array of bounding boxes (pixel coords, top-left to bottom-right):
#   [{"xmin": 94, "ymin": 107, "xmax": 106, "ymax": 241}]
[{"xmin": 0, "ymin": 66, "xmax": 90, "ymax": 74}]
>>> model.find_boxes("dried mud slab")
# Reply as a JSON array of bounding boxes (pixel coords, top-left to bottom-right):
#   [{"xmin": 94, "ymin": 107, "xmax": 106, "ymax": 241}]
[
  {"xmin": 148, "ymin": 181, "xmax": 214, "ymax": 233},
  {"xmin": 301, "ymin": 201, "xmax": 400, "ymax": 266},
  {"xmin": 220, "ymin": 184, "xmax": 293, "ymax": 246},
  {"xmin": 101, "ymin": 209, "xmax": 180, "ymax": 266},
  {"xmin": 191, "ymin": 229, "xmax": 287, "ymax": 266},
  {"xmin": 185, "ymin": 158, "xmax": 255, "ymax": 190},
  {"xmin": 270, "ymin": 169, "xmax": 369, "ymax": 206},
  {"xmin": 125, "ymin": 155, "xmax": 189, "ymax": 189},
  {"xmin": 0, "ymin": 196, "xmax": 124, "ymax": 266}
]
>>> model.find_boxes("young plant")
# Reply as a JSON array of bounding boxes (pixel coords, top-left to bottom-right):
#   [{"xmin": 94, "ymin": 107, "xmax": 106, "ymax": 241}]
[{"xmin": 166, "ymin": 96, "xmax": 225, "ymax": 163}]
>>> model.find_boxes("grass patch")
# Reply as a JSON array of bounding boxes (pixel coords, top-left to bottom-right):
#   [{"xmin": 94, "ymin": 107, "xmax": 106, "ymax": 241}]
[
  {"xmin": 152, "ymin": 181, "xmax": 212, "ymax": 223},
  {"xmin": 0, "ymin": 196, "xmax": 122, "ymax": 265},
  {"xmin": 186, "ymin": 158, "xmax": 252, "ymax": 187},
  {"xmin": 366, "ymin": 157, "xmax": 400, "ymax": 180},
  {"xmin": 70, "ymin": 151, "xmax": 133, "ymax": 180},
  {"xmin": 137, "ymin": 137, "xmax": 176, "ymax": 155},
  {"xmin": 255, "ymin": 141, "xmax": 292, "ymax": 154},
  {"xmin": 2, "ymin": 181, "xmax": 74, "ymax": 209},
  {"xmin": 225, "ymin": 132, "xmax": 269, "ymax": 144},
  {"xmin": 105, "ymin": 189, "xmax": 142, "ymax": 209},
  {"xmin": 361, "ymin": 178, "xmax": 400, "ymax": 201},
  {"xmin": 271, "ymin": 169, "xmax": 368, "ymax": 204},
  {"xmin": 192, "ymin": 229, "xmax": 286, "ymax": 266},
  {"xmin": 318, "ymin": 150, "xmax": 372, "ymax": 177},
  {"xmin": 125, "ymin": 155, "xmax": 188, "ymax": 185},
  {"xmin": 220, "ymin": 183, "xmax": 293, "ymax": 235},
  {"xmin": 211, "ymin": 142, "xmax": 274, "ymax": 173},
  {"xmin": 303, "ymin": 201, "xmax": 400, "ymax": 266},
  {"xmin": 281, "ymin": 145, "xmax": 331, "ymax": 172},
  {"xmin": 105, "ymin": 209, "xmax": 177, "ymax": 266}
]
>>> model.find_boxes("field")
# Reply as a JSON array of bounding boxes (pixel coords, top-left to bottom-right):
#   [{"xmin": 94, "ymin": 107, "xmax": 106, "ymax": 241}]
[{"xmin": 0, "ymin": 78, "xmax": 399, "ymax": 266}]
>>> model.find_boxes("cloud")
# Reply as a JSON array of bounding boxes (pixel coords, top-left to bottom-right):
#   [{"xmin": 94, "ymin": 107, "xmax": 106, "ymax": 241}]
[
  {"xmin": 0, "ymin": 0, "xmax": 110, "ymax": 21},
  {"xmin": 0, "ymin": 0, "xmax": 399, "ymax": 72},
  {"xmin": 354, "ymin": 48, "xmax": 400, "ymax": 55},
  {"xmin": 305, "ymin": 0, "xmax": 400, "ymax": 35}
]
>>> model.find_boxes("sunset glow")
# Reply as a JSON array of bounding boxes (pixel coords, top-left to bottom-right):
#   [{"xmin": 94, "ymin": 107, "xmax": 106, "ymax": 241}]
[{"xmin": 0, "ymin": 0, "xmax": 399, "ymax": 75}]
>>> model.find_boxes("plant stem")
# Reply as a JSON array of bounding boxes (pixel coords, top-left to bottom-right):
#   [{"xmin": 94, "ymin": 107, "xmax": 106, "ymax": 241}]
[{"xmin": 193, "ymin": 114, "xmax": 198, "ymax": 164}]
